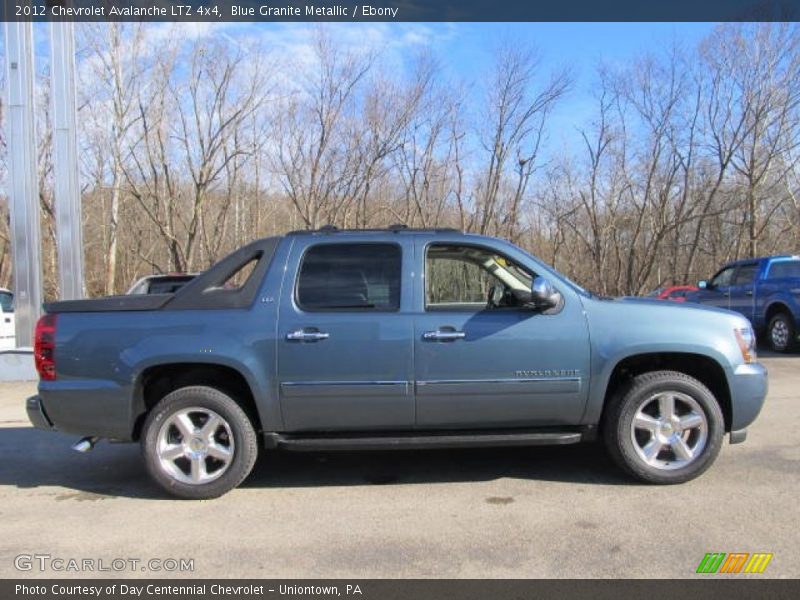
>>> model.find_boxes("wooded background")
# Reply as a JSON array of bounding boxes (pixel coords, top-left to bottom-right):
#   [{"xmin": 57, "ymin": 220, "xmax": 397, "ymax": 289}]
[{"xmin": 0, "ymin": 23, "xmax": 799, "ymax": 300}]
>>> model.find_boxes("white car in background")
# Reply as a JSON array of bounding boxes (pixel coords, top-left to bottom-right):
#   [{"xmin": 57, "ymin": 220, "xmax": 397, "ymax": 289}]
[{"xmin": 0, "ymin": 289, "xmax": 15, "ymax": 350}]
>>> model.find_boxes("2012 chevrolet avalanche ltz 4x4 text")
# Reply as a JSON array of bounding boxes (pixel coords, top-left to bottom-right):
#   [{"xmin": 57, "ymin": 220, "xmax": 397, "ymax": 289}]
[{"xmin": 27, "ymin": 226, "xmax": 768, "ymax": 498}]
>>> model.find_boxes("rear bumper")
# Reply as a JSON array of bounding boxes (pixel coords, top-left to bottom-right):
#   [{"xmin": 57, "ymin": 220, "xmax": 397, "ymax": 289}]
[
  {"xmin": 26, "ymin": 395, "xmax": 55, "ymax": 431},
  {"xmin": 729, "ymin": 362, "xmax": 768, "ymax": 432}
]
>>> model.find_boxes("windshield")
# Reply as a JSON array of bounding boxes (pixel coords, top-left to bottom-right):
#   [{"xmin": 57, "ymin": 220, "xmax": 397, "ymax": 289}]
[
  {"xmin": 512, "ymin": 246, "xmax": 593, "ymax": 297},
  {"xmin": 0, "ymin": 292, "xmax": 13, "ymax": 313}
]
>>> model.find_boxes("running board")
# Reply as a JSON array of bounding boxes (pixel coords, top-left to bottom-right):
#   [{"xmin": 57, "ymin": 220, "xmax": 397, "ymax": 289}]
[{"xmin": 264, "ymin": 430, "xmax": 582, "ymax": 452}]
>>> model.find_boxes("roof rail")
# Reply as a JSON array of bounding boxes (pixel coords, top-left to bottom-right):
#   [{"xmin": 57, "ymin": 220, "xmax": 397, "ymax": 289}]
[{"xmin": 287, "ymin": 224, "xmax": 461, "ymax": 235}]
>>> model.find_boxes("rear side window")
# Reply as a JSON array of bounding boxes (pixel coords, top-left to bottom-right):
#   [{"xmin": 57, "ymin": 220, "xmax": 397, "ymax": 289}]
[
  {"xmin": 767, "ymin": 260, "xmax": 800, "ymax": 279},
  {"xmin": 296, "ymin": 243, "xmax": 401, "ymax": 311}
]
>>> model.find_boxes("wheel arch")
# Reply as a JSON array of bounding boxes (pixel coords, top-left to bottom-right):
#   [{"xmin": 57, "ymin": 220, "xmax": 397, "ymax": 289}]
[
  {"xmin": 598, "ymin": 352, "xmax": 732, "ymax": 433},
  {"xmin": 765, "ymin": 300, "xmax": 792, "ymax": 324},
  {"xmin": 131, "ymin": 362, "xmax": 264, "ymax": 441}
]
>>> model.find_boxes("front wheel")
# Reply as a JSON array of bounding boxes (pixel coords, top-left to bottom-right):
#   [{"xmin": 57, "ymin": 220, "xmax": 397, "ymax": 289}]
[
  {"xmin": 141, "ymin": 386, "xmax": 258, "ymax": 499},
  {"xmin": 603, "ymin": 371, "xmax": 724, "ymax": 484},
  {"xmin": 767, "ymin": 312, "xmax": 797, "ymax": 353}
]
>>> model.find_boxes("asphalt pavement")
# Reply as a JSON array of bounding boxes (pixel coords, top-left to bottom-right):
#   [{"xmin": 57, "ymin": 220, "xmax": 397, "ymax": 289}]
[{"xmin": 0, "ymin": 352, "xmax": 797, "ymax": 578}]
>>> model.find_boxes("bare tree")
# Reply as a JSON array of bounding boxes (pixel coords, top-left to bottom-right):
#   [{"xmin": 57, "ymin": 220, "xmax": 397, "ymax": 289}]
[
  {"xmin": 474, "ymin": 41, "xmax": 571, "ymax": 241},
  {"xmin": 80, "ymin": 23, "xmax": 149, "ymax": 293},
  {"xmin": 273, "ymin": 31, "xmax": 374, "ymax": 230},
  {"xmin": 125, "ymin": 34, "xmax": 270, "ymax": 272},
  {"xmin": 3, "ymin": 22, "xmax": 799, "ymax": 301}
]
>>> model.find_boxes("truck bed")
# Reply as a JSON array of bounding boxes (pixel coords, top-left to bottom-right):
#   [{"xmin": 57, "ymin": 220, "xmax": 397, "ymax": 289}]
[{"xmin": 42, "ymin": 237, "xmax": 281, "ymax": 314}]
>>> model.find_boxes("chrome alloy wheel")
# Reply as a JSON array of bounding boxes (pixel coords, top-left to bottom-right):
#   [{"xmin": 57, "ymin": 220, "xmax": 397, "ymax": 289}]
[
  {"xmin": 771, "ymin": 319, "xmax": 789, "ymax": 349},
  {"xmin": 630, "ymin": 392, "xmax": 708, "ymax": 470},
  {"xmin": 156, "ymin": 407, "xmax": 235, "ymax": 485}
]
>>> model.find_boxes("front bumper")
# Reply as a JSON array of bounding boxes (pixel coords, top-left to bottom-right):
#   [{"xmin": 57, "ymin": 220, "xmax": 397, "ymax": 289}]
[
  {"xmin": 26, "ymin": 395, "xmax": 54, "ymax": 431},
  {"xmin": 729, "ymin": 362, "xmax": 768, "ymax": 432}
]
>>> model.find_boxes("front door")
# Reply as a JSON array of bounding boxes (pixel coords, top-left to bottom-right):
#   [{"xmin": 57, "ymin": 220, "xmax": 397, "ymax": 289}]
[
  {"xmin": 695, "ymin": 265, "xmax": 735, "ymax": 310},
  {"xmin": 413, "ymin": 239, "xmax": 591, "ymax": 429},
  {"xmin": 277, "ymin": 239, "xmax": 415, "ymax": 432},
  {"xmin": 728, "ymin": 262, "xmax": 759, "ymax": 322}
]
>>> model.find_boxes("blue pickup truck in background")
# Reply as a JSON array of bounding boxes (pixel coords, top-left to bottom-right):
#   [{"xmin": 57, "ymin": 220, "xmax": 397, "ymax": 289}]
[
  {"xmin": 689, "ymin": 255, "xmax": 800, "ymax": 353},
  {"xmin": 26, "ymin": 227, "xmax": 768, "ymax": 498}
]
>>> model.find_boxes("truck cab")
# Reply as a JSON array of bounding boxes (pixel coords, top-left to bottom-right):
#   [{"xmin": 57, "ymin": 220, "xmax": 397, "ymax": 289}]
[{"xmin": 692, "ymin": 256, "xmax": 800, "ymax": 352}]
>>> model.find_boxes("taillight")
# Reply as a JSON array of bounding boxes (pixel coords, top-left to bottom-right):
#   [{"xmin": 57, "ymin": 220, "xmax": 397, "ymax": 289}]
[{"xmin": 34, "ymin": 314, "xmax": 57, "ymax": 381}]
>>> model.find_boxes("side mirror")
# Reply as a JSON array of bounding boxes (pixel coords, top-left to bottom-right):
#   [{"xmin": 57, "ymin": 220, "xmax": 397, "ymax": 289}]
[
  {"xmin": 531, "ymin": 276, "xmax": 559, "ymax": 309},
  {"xmin": 698, "ymin": 280, "xmax": 708, "ymax": 289}
]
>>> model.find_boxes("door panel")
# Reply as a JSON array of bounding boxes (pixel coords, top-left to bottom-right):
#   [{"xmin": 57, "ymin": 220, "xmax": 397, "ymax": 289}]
[
  {"xmin": 414, "ymin": 239, "xmax": 590, "ymax": 429},
  {"xmin": 728, "ymin": 263, "xmax": 759, "ymax": 321},
  {"xmin": 695, "ymin": 266, "xmax": 735, "ymax": 309},
  {"xmin": 277, "ymin": 240, "xmax": 414, "ymax": 432}
]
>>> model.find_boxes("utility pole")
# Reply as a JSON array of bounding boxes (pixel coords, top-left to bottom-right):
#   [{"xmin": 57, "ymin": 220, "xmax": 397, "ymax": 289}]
[
  {"xmin": 50, "ymin": 20, "xmax": 85, "ymax": 300},
  {"xmin": 3, "ymin": 16, "xmax": 43, "ymax": 348}
]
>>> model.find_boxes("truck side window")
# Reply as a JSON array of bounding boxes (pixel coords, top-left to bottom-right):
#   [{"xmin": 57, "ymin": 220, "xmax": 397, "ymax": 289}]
[
  {"xmin": 767, "ymin": 260, "xmax": 800, "ymax": 279},
  {"xmin": 734, "ymin": 264, "xmax": 758, "ymax": 286},
  {"xmin": 710, "ymin": 266, "xmax": 734, "ymax": 288},
  {"xmin": 426, "ymin": 244, "xmax": 534, "ymax": 310},
  {"xmin": 0, "ymin": 292, "xmax": 13, "ymax": 313},
  {"xmin": 296, "ymin": 243, "xmax": 401, "ymax": 311}
]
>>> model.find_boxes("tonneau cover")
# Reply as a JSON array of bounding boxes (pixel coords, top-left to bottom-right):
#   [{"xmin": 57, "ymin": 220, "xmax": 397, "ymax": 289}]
[{"xmin": 44, "ymin": 294, "xmax": 172, "ymax": 313}]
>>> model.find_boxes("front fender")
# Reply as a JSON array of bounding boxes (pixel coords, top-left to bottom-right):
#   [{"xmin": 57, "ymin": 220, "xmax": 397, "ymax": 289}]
[
  {"xmin": 579, "ymin": 297, "xmax": 749, "ymax": 427},
  {"xmin": 582, "ymin": 342, "xmax": 737, "ymax": 426}
]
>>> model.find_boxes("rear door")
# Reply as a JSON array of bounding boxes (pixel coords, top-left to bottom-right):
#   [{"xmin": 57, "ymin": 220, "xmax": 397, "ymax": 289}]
[
  {"xmin": 728, "ymin": 262, "xmax": 760, "ymax": 321},
  {"xmin": 412, "ymin": 237, "xmax": 591, "ymax": 429},
  {"xmin": 276, "ymin": 237, "xmax": 415, "ymax": 432}
]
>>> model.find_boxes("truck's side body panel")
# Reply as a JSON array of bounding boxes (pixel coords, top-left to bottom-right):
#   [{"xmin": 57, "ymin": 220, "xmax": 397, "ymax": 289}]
[{"xmin": 34, "ymin": 231, "xmax": 768, "ymax": 445}]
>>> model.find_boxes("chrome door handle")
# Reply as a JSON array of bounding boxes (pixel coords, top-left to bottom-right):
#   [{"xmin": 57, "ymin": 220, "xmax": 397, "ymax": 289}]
[
  {"xmin": 286, "ymin": 330, "xmax": 330, "ymax": 342},
  {"xmin": 423, "ymin": 330, "xmax": 466, "ymax": 342}
]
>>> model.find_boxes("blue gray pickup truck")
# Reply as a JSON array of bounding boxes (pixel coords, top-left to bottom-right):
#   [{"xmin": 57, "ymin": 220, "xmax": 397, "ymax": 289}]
[
  {"xmin": 688, "ymin": 255, "xmax": 800, "ymax": 353},
  {"xmin": 27, "ymin": 227, "xmax": 768, "ymax": 498}
]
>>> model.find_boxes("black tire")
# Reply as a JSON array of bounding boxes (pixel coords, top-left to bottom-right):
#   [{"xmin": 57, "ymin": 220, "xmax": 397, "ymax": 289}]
[
  {"xmin": 767, "ymin": 312, "xmax": 797, "ymax": 353},
  {"xmin": 603, "ymin": 370, "xmax": 725, "ymax": 484},
  {"xmin": 141, "ymin": 386, "xmax": 258, "ymax": 499}
]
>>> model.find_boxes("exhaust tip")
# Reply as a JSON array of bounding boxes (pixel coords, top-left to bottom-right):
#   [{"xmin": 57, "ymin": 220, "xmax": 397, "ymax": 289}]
[{"xmin": 72, "ymin": 436, "xmax": 99, "ymax": 453}]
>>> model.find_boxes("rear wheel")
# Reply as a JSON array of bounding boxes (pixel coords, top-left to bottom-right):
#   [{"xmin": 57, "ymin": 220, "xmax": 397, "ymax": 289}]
[
  {"xmin": 767, "ymin": 312, "xmax": 797, "ymax": 353},
  {"xmin": 141, "ymin": 386, "xmax": 258, "ymax": 499},
  {"xmin": 603, "ymin": 371, "xmax": 724, "ymax": 484}
]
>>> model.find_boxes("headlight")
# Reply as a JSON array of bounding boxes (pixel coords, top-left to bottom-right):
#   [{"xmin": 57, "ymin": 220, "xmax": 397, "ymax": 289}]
[{"xmin": 734, "ymin": 327, "xmax": 757, "ymax": 364}]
